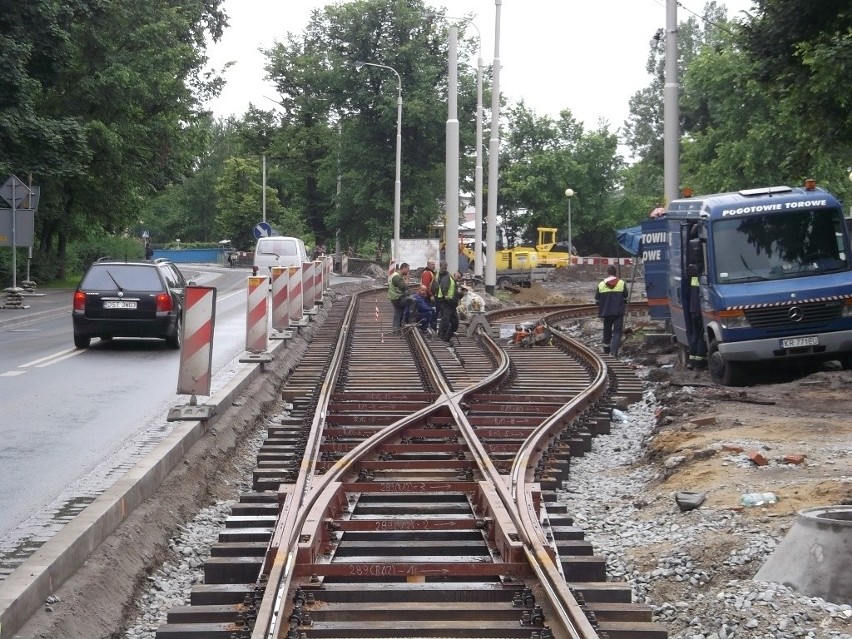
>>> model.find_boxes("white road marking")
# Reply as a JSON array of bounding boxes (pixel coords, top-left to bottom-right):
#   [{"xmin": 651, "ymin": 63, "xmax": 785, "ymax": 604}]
[
  {"xmin": 34, "ymin": 349, "xmax": 85, "ymax": 367},
  {"xmin": 20, "ymin": 348, "xmax": 84, "ymax": 368},
  {"xmin": 0, "ymin": 370, "xmax": 26, "ymax": 377}
]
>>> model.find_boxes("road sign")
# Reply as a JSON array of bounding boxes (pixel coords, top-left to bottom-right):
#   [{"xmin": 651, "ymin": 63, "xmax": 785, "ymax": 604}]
[
  {"xmin": 253, "ymin": 221, "xmax": 273, "ymax": 239},
  {"xmin": 142, "ymin": 230, "xmax": 149, "ymax": 239},
  {"xmin": 0, "ymin": 209, "xmax": 34, "ymax": 247},
  {"xmin": 0, "ymin": 175, "xmax": 30, "ymax": 207}
]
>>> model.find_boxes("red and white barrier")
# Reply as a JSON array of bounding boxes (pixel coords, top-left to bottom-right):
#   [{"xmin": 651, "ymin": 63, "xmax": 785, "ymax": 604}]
[
  {"xmin": 288, "ymin": 265, "xmax": 305, "ymax": 327},
  {"xmin": 302, "ymin": 261, "xmax": 316, "ymax": 314},
  {"xmin": 270, "ymin": 267, "xmax": 291, "ymax": 336},
  {"xmin": 176, "ymin": 286, "xmax": 216, "ymax": 396},
  {"xmin": 323, "ymin": 255, "xmax": 332, "ymax": 294},
  {"xmin": 245, "ymin": 275, "xmax": 269, "ymax": 354},
  {"xmin": 313, "ymin": 259, "xmax": 324, "ymax": 305},
  {"xmin": 569, "ymin": 256, "xmax": 634, "ymax": 266}
]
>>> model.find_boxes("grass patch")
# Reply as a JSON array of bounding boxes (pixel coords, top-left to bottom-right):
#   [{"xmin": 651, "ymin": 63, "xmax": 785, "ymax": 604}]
[{"xmin": 42, "ymin": 275, "xmax": 82, "ymax": 288}]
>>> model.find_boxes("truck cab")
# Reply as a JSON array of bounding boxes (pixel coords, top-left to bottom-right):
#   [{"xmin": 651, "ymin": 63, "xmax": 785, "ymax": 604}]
[
  {"xmin": 649, "ymin": 183, "xmax": 852, "ymax": 385},
  {"xmin": 535, "ymin": 227, "xmax": 572, "ymax": 267}
]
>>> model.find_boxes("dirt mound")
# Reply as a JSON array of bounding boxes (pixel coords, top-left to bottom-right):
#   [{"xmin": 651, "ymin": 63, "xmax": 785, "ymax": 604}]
[
  {"xmin": 344, "ymin": 258, "xmax": 387, "ymax": 281},
  {"xmin": 510, "ymin": 283, "xmax": 575, "ymax": 305}
]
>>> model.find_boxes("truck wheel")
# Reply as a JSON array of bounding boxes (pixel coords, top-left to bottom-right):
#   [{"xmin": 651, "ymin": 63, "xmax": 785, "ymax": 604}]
[
  {"xmin": 497, "ymin": 276, "xmax": 512, "ymax": 289},
  {"xmin": 708, "ymin": 338, "xmax": 744, "ymax": 386}
]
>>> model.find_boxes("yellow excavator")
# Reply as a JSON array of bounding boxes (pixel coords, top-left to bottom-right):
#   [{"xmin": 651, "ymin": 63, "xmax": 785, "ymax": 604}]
[{"xmin": 533, "ymin": 227, "xmax": 573, "ymax": 268}]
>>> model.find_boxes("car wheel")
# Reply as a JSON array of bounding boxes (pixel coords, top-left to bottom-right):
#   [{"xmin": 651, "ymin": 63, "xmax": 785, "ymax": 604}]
[
  {"xmin": 74, "ymin": 333, "xmax": 91, "ymax": 349},
  {"xmin": 708, "ymin": 337, "xmax": 744, "ymax": 386},
  {"xmin": 166, "ymin": 315, "xmax": 182, "ymax": 350}
]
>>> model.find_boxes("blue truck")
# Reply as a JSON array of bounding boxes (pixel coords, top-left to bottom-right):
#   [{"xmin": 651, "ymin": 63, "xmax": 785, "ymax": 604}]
[{"xmin": 642, "ymin": 182, "xmax": 852, "ymax": 385}]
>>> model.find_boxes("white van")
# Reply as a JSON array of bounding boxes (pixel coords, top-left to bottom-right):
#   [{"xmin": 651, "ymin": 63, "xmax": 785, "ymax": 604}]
[{"xmin": 253, "ymin": 236, "xmax": 309, "ymax": 274}]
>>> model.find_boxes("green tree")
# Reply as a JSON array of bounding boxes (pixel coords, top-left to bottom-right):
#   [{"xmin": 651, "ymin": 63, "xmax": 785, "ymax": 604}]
[
  {"xmin": 625, "ymin": 1, "xmax": 850, "ymax": 205},
  {"xmin": 499, "ymin": 102, "xmax": 623, "ymax": 255},
  {"xmin": 4, "ymin": 0, "xmax": 227, "ymax": 279},
  {"xmin": 622, "ymin": 2, "xmax": 735, "ymax": 203},
  {"xmin": 215, "ymin": 156, "xmax": 308, "ymax": 250},
  {"xmin": 0, "ymin": 1, "xmax": 88, "ymax": 177},
  {"xmin": 263, "ymin": 0, "xmax": 479, "ymax": 249}
]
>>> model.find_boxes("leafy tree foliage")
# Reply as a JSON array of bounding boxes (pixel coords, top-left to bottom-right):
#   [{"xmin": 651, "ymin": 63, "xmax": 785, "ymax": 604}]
[
  {"xmin": 498, "ymin": 102, "xmax": 624, "ymax": 255},
  {"xmin": 0, "ymin": 1, "xmax": 87, "ymax": 177},
  {"xmin": 263, "ymin": 0, "xmax": 479, "ymax": 249},
  {"xmin": 625, "ymin": 1, "xmax": 850, "ymax": 207},
  {"xmin": 1, "ymin": 0, "xmax": 227, "ymax": 281}
]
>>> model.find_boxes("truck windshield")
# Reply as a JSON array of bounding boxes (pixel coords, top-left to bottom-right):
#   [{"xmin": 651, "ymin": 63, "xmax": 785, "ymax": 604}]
[{"xmin": 713, "ymin": 208, "xmax": 849, "ymax": 284}]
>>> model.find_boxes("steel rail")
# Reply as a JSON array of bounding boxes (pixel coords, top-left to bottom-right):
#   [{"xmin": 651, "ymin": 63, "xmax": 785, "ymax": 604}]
[
  {"xmin": 228, "ymin": 289, "xmax": 649, "ymax": 639},
  {"xmin": 509, "ymin": 329, "xmax": 611, "ymax": 638},
  {"xmin": 253, "ymin": 293, "xmax": 361, "ymax": 639},
  {"xmin": 262, "ymin": 292, "xmax": 620, "ymax": 639}
]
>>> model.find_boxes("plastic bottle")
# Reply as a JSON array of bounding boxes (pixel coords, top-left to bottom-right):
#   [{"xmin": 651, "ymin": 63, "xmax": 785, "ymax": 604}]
[{"xmin": 740, "ymin": 492, "xmax": 778, "ymax": 507}]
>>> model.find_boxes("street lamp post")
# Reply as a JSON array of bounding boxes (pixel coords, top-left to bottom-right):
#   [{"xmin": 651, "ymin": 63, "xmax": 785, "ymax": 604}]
[
  {"xmin": 355, "ymin": 60, "xmax": 402, "ymax": 264},
  {"xmin": 564, "ymin": 188, "xmax": 575, "ymax": 265}
]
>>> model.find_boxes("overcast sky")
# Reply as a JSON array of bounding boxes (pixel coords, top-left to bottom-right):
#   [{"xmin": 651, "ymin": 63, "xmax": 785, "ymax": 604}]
[{"xmin": 205, "ymin": 0, "xmax": 752, "ymax": 134}]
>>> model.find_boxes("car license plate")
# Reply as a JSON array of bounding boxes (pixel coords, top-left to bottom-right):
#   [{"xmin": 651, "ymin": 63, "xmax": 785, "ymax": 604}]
[
  {"xmin": 103, "ymin": 300, "xmax": 137, "ymax": 309},
  {"xmin": 781, "ymin": 335, "xmax": 818, "ymax": 349}
]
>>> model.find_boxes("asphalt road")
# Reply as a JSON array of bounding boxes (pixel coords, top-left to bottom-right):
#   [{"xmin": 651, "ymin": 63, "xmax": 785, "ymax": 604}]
[{"xmin": 0, "ymin": 266, "xmax": 250, "ymax": 569}]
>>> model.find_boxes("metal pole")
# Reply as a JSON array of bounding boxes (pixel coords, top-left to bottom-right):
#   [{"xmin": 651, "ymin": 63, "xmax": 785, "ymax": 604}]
[
  {"xmin": 11, "ymin": 180, "xmax": 17, "ymax": 290},
  {"xmin": 564, "ymin": 188, "xmax": 575, "ymax": 267},
  {"xmin": 474, "ymin": 44, "xmax": 484, "ymax": 278},
  {"xmin": 485, "ymin": 0, "xmax": 502, "ymax": 295},
  {"xmin": 393, "ymin": 76, "xmax": 402, "ymax": 264},
  {"xmin": 568, "ymin": 197, "xmax": 572, "ymax": 263},
  {"xmin": 439, "ymin": 15, "xmax": 483, "ymax": 278},
  {"xmin": 335, "ymin": 122, "xmax": 342, "ymax": 263},
  {"xmin": 262, "ymin": 154, "xmax": 267, "ymax": 224},
  {"xmin": 445, "ymin": 26, "xmax": 460, "ymax": 275},
  {"xmin": 664, "ymin": 0, "xmax": 680, "ymax": 204},
  {"xmin": 354, "ymin": 61, "xmax": 402, "ymax": 264}
]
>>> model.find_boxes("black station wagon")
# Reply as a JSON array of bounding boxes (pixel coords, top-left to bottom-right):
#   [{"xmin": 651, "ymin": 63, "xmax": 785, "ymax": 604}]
[{"xmin": 72, "ymin": 258, "xmax": 188, "ymax": 349}]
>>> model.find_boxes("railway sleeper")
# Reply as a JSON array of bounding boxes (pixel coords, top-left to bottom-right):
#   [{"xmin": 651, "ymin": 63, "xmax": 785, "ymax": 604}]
[
  {"xmin": 156, "ymin": 622, "xmax": 251, "ymax": 638},
  {"xmin": 284, "ymin": 581, "xmax": 553, "ymax": 638}
]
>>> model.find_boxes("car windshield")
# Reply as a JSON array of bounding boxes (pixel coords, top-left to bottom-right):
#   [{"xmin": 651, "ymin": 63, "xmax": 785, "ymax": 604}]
[
  {"xmin": 712, "ymin": 207, "xmax": 850, "ymax": 284},
  {"xmin": 81, "ymin": 265, "xmax": 163, "ymax": 291},
  {"xmin": 258, "ymin": 239, "xmax": 297, "ymax": 256}
]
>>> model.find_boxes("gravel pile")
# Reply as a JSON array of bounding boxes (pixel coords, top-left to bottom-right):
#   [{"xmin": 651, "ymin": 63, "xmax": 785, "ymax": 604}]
[
  {"xmin": 123, "ymin": 501, "xmax": 233, "ymax": 638},
  {"xmin": 561, "ymin": 390, "xmax": 852, "ymax": 639}
]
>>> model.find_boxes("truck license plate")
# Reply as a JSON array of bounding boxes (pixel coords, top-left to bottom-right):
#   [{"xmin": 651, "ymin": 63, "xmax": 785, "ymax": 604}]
[
  {"xmin": 104, "ymin": 300, "xmax": 137, "ymax": 309},
  {"xmin": 781, "ymin": 336, "xmax": 818, "ymax": 349}
]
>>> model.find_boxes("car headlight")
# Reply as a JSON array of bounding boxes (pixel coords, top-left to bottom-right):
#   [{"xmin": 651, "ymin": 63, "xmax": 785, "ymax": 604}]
[{"xmin": 719, "ymin": 310, "xmax": 751, "ymax": 329}]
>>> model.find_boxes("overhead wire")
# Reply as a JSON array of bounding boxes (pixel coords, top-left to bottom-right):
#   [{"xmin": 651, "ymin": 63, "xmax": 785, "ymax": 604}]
[{"xmin": 645, "ymin": 0, "xmax": 739, "ymax": 37}]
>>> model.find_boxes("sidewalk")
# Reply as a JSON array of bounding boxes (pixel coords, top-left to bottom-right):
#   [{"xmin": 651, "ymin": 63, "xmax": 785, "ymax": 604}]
[{"xmin": 0, "ymin": 288, "xmax": 72, "ymax": 329}]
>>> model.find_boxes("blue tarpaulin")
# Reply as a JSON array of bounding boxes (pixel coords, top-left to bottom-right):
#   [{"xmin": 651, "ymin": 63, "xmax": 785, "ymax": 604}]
[{"xmin": 616, "ymin": 226, "xmax": 642, "ymax": 256}]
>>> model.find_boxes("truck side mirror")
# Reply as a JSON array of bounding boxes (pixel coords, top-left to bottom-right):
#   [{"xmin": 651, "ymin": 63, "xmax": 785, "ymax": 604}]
[{"xmin": 687, "ymin": 238, "xmax": 704, "ymax": 274}]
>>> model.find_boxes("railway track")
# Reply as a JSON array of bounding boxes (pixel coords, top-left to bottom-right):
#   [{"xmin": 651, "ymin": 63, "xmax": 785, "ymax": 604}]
[{"xmin": 155, "ymin": 289, "xmax": 664, "ymax": 639}]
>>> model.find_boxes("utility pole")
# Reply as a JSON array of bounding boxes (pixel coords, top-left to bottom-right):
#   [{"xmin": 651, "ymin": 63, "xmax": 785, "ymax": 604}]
[
  {"xmin": 445, "ymin": 26, "xmax": 460, "ymax": 275},
  {"xmin": 664, "ymin": 0, "xmax": 680, "ymax": 204},
  {"xmin": 485, "ymin": 0, "xmax": 502, "ymax": 295}
]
